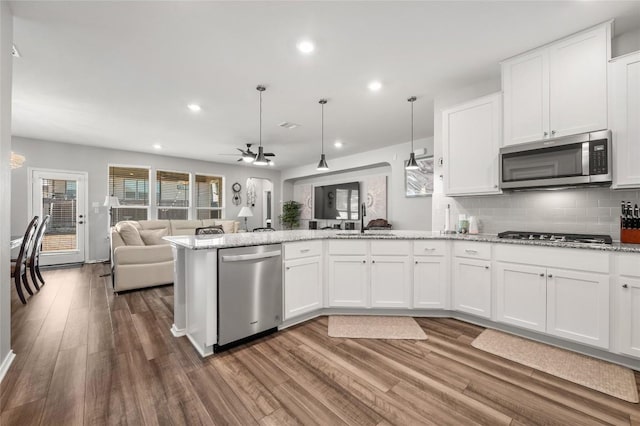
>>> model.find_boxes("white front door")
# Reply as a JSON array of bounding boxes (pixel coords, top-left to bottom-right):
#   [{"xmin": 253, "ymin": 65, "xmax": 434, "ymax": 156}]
[{"xmin": 30, "ymin": 169, "xmax": 87, "ymax": 265}]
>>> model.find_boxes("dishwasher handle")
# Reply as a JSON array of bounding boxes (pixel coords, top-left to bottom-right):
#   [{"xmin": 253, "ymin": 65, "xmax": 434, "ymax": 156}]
[{"xmin": 221, "ymin": 250, "xmax": 282, "ymax": 262}]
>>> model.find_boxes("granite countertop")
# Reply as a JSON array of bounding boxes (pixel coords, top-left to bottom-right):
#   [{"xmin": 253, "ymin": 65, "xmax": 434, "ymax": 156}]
[{"xmin": 164, "ymin": 230, "xmax": 640, "ymax": 253}]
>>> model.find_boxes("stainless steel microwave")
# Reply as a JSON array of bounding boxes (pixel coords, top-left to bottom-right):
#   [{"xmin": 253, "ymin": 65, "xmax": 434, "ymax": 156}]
[{"xmin": 499, "ymin": 130, "xmax": 611, "ymax": 190}]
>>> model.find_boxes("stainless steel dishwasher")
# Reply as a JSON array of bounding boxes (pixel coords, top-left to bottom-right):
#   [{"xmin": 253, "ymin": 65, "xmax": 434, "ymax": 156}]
[{"xmin": 217, "ymin": 244, "xmax": 282, "ymax": 349}]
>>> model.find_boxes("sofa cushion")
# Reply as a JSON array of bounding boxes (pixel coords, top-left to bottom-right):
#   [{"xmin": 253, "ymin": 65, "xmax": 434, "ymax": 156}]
[
  {"xmin": 115, "ymin": 220, "xmax": 142, "ymax": 231},
  {"xmin": 170, "ymin": 220, "xmax": 204, "ymax": 236},
  {"xmin": 117, "ymin": 222, "xmax": 145, "ymax": 246},
  {"xmin": 139, "ymin": 228, "xmax": 170, "ymax": 245},
  {"xmin": 138, "ymin": 220, "xmax": 171, "ymax": 232}
]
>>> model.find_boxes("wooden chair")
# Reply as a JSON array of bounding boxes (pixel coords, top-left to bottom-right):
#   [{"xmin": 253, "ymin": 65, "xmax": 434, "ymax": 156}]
[
  {"xmin": 11, "ymin": 216, "xmax": 39, "ymax": 304},
  {"xmin": 29, "ymin": 215, "xmax": 50, "ymax": 289}
]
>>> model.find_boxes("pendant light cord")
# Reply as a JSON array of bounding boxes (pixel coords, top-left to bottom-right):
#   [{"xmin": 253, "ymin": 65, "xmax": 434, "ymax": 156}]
[
  {"xmin": 411, "ymin": 99, "xmax": 414, "ymax": 152},
  {"xmin": 321, "ymin": 102, "xmax": 324, "ymax": 155},
  {"xmin": 259, "ymin": 89, "xmax": 262, "ymax": 148}
]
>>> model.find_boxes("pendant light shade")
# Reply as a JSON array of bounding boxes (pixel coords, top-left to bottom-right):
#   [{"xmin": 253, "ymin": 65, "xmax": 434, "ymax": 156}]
[
  {"xmin": 405, "ymin": 96, "xmax": 420, "ymax": 170},
  {"xmin": 316, "ymin": 99, "xmax": 329, "ymax": 171},
  {"xmin": 254, "ymin": 85, "xmax": 268, "ymax": 166}
]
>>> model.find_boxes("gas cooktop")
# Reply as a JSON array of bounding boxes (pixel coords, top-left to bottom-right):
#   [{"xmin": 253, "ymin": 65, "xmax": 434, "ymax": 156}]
[{"xmin": 497, "ymin": 231, "xmax": 613, "ymax": 245}]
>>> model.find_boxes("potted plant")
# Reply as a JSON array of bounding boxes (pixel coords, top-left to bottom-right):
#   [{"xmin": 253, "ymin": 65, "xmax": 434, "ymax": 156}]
[{"xmin": 280, "ymin": 201, "xmax": 301, "ymax": 230}]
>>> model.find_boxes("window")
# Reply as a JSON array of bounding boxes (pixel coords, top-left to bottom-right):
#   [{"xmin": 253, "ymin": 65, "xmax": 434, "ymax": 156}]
[
  {"xmin": 195, "ymin": 174, "xmax": 224, "ymax": 219},
  {"xmin": 108, "ymin": 166, "xmax": 150, "ymax": 225},
  {"xmin": 157, "ymin": 170, "xmax": 190, "ymax": 220}
]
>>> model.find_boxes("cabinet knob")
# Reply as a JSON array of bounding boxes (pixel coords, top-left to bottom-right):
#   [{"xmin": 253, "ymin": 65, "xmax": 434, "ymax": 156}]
[
  {"xmin": 484, "ymin": 266, "xmax": 489, "ymax": 270},
  {"xmin": 362, "ymin": 260, "xmax": 366, "ymax": 264},
  {"xmin": 544, "ymin": 131, "xmax": 548, "ymax": 137},
  {"xmin": 494, "ymin": 184, "xmax": 498, "ymax": 188},
  {"xmin": 415, "ymin": 261, "xmax": 419, "ymax": 264},
  {"xmin": 548, "ymin": 274, "xmax": 553, "ymax": 278},
  {"xmin": 372, "ymin": 260, "xmax": 376, "ymax": 264},
  {"xmin": 285, "ymin": 267, "xmax": 290, "ymax": 270},
  {"xmin": 539, "ymin": 273, "xmax": 545, "ymax": 277},
  {"xmin": 551, "ymin": 130, "xmax": 556, "ymax": 135},
  {"xmin": 623, "ymin": 284, "xmax": 629, "ymax": 289}
]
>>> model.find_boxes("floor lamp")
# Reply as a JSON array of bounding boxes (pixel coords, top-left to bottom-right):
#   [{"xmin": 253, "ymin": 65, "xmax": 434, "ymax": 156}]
[
  {"xmin": 238, "ymin": 206, "xmax": 253, "ymax": 231},
  {"xmin": 101, "ymin": 195, "xmax": 120, "ymax": 277}
]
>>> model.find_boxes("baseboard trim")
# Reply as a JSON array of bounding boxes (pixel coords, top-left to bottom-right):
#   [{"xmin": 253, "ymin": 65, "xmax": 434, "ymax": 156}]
[
  {"xmin": 0, "ymin": 350, "xmax": 16, "ymax": 383},
  {"xmin": 171, "ymin": 324, "xmax": 186, "ymax": 337},
  {"xmin": 186, "ymin": 333, "xmax": 213, "ymax": 358}
]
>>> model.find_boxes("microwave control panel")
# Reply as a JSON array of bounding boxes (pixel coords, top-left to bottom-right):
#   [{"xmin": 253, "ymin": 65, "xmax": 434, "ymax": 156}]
[{"xmin": 589, "ymin": 140, "xmax": 608, "ymax": 175}]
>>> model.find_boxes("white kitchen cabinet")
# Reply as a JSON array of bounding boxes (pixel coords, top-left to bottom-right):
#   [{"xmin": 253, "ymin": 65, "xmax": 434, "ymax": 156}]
[
  {"xmin": 328, "ymin": 255, "xmax": 368, "ymax": 307},
  {"xmin": 618, "ymin": 277, "xmax": 640, "ymax": 358},
  {"xmin": 453, "ymin": 257, "xmax": 492, "ymax": 318},
  {"xmin": 442, "ymin": 92, "xmax": 502, "ymax": 196},
  {"xmin": 413, "ymin": 256, "xmax": 448, "ymax": 309},
  {"xmin": 610, "ymin": 51, "xmax": 640, "ymax": 188},
  {"xmin": 284, "ymin": 256, "xmax": 322, "ymax": 320},
  {"xmin": 370, "ymin": 255, "xmax": 411, "ymax": 308},
  {"xmin": 496, "ymin": 262, "xmax": 547, "ymax": 332},
  {"xmin": 546, "ymin": 268, "xmax": 609, "ymax": 349},
  {"xmin": 502, "ymin": 23, "xmax": 610, "ymax": 146}
]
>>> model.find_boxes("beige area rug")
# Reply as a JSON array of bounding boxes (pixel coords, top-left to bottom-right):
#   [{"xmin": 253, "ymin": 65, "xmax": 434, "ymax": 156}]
[
  {"xmin": 472, "ymin": 329, "xmax": 639, "ymax": 403},
  {"xmin": 328, "ymin": 316, "xmax": 428, "ymax": 340}
]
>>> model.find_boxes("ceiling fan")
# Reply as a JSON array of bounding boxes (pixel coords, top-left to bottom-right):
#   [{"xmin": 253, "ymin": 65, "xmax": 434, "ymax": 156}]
[{"xmin": 234, "ymin": 143, "xmax": 275, "ymax": 164}]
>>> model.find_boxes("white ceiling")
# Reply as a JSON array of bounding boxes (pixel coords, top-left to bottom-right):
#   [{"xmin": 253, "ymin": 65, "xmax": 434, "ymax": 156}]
[{"xmin": 10, "ymin": 1, "xmax": 640, "ymax": 169}]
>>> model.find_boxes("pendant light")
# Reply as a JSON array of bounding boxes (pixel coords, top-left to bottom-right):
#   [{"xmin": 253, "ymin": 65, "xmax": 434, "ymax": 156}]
[
  {"xmin": 405, "ymin": 96, "xmax": 419, "ymax": 170},
  {"xmin": 254, "ymin": 85, "xmax": 269, "ymax": 166},
  {"xmin": 316, "ymin": 99, "xmax": 329, "ymax": 171}
]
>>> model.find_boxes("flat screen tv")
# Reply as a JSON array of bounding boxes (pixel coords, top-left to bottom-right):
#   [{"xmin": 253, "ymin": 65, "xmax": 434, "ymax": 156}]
[{"xmin": 314, "ymin": 182, "xmax": 360, "ymax": 220}]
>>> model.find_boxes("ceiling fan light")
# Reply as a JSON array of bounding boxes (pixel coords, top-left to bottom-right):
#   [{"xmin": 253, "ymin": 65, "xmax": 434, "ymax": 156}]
[
  {"xmin": 254, "ymin": 146, "xmax": 268, "ymax": 165},
  {"xmin": 405, "ymin": 152, "xmax": 420, "ymax": 170},
  {"xmin": 242, "ymin": 153, "xmax": 255, "ymax": 163},
  {"xmin": 316, "ymin": 154, "xmax": 329, "ymax": 171}
]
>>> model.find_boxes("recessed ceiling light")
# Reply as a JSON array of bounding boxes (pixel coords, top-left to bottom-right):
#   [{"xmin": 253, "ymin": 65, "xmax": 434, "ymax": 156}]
[
  {"xmin": 187, "ymin": 103, "xmax": 201, "ymax": 112},
  {"xmin": 368, "ymin": 80, "xmax": 382, "ymax": 92},
  {"xmin": 334, "ymin": 140, "xmax": 343, "ymax": 148},
  {"xmin": 296, "ymin": 40, "xmax": 315, "ymax": 54},
  {"xmin": 152, "ymin": 143, "xmax": 162, "ymax": 150}
]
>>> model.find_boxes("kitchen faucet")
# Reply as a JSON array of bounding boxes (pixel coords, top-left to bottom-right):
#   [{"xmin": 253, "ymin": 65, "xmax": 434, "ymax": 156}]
[{"xmin": 360, "ymin": 202, "xmax": 366, "ymax": 234}]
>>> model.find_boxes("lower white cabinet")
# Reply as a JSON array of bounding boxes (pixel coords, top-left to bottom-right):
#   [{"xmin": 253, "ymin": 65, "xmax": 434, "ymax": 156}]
[
  {"xmin": 496, "ymin": 263, "xmax": 547, "ymax": 332},
  {"xmin": 546, "ymin": 268, "xmax": 609, "ymax": 349},
  {"xmin": 284, "ymin": 256, "xmax": 323, "ymax": 320},
  {"xmin": 413, "ymin": 256, "xmax": 448, "ymax": 309},
  {"xmin": 618, "ymin": 277, "xmax": 640, "ymax": 358},
  {"xmin": 328, "ymin": 255, "xmax": 368, "ymax": 307},
  {"xmin": 370, "ymin": 256, "xmax": 411, "ymax": 308},
  {"xmin": 453, "ymin": 257, "xmax": 491, "ymax": 318}
]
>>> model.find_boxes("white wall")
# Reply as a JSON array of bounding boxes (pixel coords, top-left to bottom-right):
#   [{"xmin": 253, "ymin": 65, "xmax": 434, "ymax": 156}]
[
  {"xmin": 281, "ymin": 137, "xmax": 434, "ymax": 231},
  {"xmin": 11, "ymin": 136, "xmax": 282, "ymax": 261},
  {"xmin": 0, "ymin": 1, "xmax": 13, "ymax": 378},
  {"xmin": 613, "ymin": 27, "xmax": 640, "ymax": 58}
]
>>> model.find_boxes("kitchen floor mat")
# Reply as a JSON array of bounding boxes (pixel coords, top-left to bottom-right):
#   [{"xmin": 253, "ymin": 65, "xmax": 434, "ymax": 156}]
[
  {"xmin": 328, "ymin": 315, "xmax": 427, "ymax": 340},
  {"xmin": 472, "ymin": 329, "xmax": 639, "ymax": 403}
]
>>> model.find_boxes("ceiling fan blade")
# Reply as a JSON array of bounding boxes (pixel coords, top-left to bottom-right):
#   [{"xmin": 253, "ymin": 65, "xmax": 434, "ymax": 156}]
[
  {"xmin": 265, "ymin": 153, "xmax": 275, "ymax": 157},
  {"xmin": 237, "ymin": 158, "xmax": 243, "ymax": 162},
  {"xmin": 237, "ymin": 148, "xmax": 248, "ymax": 154}
]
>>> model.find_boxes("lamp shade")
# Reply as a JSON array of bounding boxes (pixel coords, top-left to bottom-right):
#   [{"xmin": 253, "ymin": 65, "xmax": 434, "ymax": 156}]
[
  {"xmin": 103, "ymin": 195, "xmax": 121, "ymax": 207},
  {"xmin": 237, "ymin": 206, "xmax": 254, "ymax": 218}
]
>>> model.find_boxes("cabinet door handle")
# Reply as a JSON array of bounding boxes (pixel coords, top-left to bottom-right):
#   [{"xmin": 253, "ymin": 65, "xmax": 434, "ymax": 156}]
[
  {"xmin": 372, "ymin": 260, "xmax": 376, "ymax": 264},
  {"xmin": 362, "ymin": 260, "xmax": 366, "ymax": 263},
  {"xmin": 539, "ymin": 273, "xmax": 545, "ymax": 277},
  {"xmin": 548, "ymin": 274, "xmax": 553, "ymax": 278},
  {"xmin": 484, "ymin": 266, "xmax": 489, "ymax": 270},
  {"xmin": 285, "ymin": 267, "xmax": 290, "ymax": 270},
  {"xmin": 300, "ymin": 249, "xmax": 310, "ymax": 253},
  {"xmin": 544, "ymin": 131, "xmax": 548, "ymax": 137},
  {"xmin": 551, "ymin": 130, "xmax": 556, "ymax": 135},
  {"xmin": 415, "ymin": 261, "xmax": 419, "ymax": 264},
  {"xmin": 623, "ymin": 284, "xmax": 629, "ymax": 289},
  {"xmin": 464, "ymin": 249, "xmax": 478, "ymax": 254},
  {"xmin": 424, "ymin": 247, "xmax": 436, "ymax": 251}
]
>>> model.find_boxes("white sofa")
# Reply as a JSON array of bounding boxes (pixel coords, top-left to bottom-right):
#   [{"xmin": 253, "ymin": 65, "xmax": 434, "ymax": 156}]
[{"xmin": 110, "ymin": 219, "xmax": 240, "ymax": 292}]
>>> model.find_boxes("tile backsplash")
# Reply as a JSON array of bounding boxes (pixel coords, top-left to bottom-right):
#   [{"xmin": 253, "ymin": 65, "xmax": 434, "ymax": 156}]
[{"xmin": 432, "ymin": 188, "xmax": 640, "ymax": 240}]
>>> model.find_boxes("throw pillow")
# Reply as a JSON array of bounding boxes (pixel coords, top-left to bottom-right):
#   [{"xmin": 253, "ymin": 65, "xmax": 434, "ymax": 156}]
[
  {"xmin": 139, "ymin": 228, "xmax": 170, "ymax": 245},
  {"xmin": 214, "ymin": 220, "xmax": 235, "ymax": 234},
  {"xmin": 195, "ymin": 225, "xmax": 224, "ymax": 235},
  {"xmin": 118, "ymin": 222, "xmax": 145, "ymax": 246}
]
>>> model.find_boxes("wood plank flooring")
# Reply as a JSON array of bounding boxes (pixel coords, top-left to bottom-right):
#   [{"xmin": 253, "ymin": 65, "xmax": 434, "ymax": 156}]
[{"xmin": 2, "ymin": 264, "xmax": 640, "ymax": 425}]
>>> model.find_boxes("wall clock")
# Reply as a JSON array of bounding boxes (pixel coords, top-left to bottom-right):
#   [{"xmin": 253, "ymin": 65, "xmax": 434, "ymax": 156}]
[{"xmin": 232, "ymin": 182, "xmax": 242, "ymax": 205}]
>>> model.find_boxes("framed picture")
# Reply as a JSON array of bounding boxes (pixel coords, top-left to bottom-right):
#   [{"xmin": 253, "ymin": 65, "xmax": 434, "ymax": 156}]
[{"xmin": 405, "ymin": 156, "xmax": 434, "ymax": 197}]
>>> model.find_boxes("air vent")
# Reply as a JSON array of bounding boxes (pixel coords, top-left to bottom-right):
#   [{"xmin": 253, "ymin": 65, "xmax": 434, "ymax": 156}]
[
  {"xmin": 11, "ymin": 45, "xmax": 20, "ymax": 58},
  {"xmin": 279, "ymin": 122, "xmax": 300, "ymax": 129}
]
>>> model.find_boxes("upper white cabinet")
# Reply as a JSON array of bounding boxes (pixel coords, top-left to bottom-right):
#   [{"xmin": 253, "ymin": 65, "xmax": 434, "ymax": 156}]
[
  {"xmin": 502, "ymin": 23, "xmax": 610, "ymax": 146},
  {"xmin": 443, "ymin": 92, "xmax": 502, "ymax": 196},
  {"xmin": 610, "ymin": 52, "xmax": 640, "ymax": 188}
]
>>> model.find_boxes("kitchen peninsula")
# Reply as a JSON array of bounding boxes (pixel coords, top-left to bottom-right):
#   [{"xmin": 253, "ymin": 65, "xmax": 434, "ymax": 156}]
[{"xmin": 165, "ymin": 230, "xmax": 640, "ymax": 370}]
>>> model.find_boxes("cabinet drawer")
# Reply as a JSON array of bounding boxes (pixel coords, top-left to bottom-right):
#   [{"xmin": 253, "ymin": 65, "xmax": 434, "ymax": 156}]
[
  {"xmin": 328, "ymin": 240, "xmax": 367, "ymax": 255},
  {"xmin": 284, "ymin": 241, "xmax": 322, "ymax": 261},
  {"xmin": 454, "ymin": 242, "xmax": 491, "ymax": 260},
  {"xmin": 413, "ymin": 240, "xmax": 447, "ymax": 256},
  {"xmin": 371, "ymin": 240, "xmax": 410, "ymax": 256},
  {"xmin": 619, "ymin": 253, "xmax": 640, "ymax": 277}
]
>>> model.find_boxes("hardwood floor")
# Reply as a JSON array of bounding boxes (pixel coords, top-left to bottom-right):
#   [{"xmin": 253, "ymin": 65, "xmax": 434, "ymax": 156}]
[{"xmin": 2, "ymin": 264, "xmax": 640, "ymax": 425}]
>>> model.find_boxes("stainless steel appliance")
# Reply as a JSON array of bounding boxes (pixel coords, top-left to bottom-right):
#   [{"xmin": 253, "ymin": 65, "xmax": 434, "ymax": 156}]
[
  {"xmin": 217, "ymin": 244, "xmax": 282, "ymax": 349},
  {"xmin": 499, "ymin": 130, "xmax": 611, "ymax": 190},
  {"xmin": 497, "ymin": 231, "xmax": 612, "ymax": 245}
]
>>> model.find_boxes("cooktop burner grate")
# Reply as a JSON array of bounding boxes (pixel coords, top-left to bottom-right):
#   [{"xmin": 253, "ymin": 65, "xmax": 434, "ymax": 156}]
[{"xmin": 497, "ymin": 231, "xmax": 612, "ymax": 245}]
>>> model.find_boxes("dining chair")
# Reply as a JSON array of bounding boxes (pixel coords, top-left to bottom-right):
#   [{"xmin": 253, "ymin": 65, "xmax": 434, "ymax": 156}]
[
  {"xmin": 11, "ymin": 216, "xmax": 39, "ymax": 304},
  {"xmin": 29, "ymin": 214, "xmax": 50, "ymax": 289}
]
